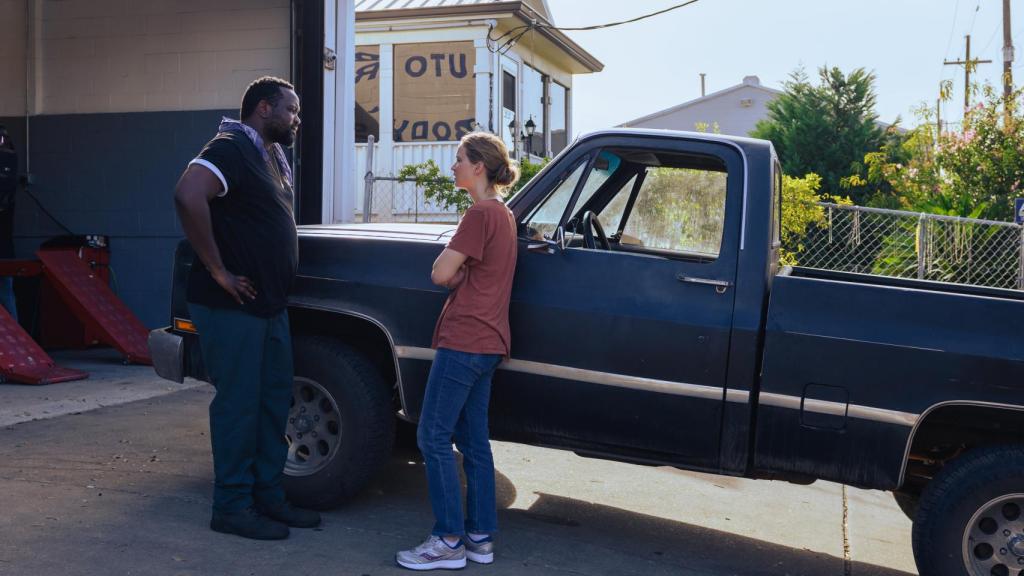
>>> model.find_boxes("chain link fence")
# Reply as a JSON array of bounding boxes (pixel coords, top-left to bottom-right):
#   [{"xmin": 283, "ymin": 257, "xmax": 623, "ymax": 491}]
[
  {"xmin": 794, "ymin": 203, "xmax": 1024, "ymax": 290},
  {"xmin": 355, "ymin": 138, "xmax": 460, "ymax": 224},
  {"xmin": 357, "ymin": 175, "xmax": 459, "ymax": 224}
]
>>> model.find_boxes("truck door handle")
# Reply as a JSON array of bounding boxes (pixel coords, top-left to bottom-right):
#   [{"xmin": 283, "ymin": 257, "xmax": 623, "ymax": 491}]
[{"xmin": 676, "ymin": 274, "xmax": 732, "ymax": 293}]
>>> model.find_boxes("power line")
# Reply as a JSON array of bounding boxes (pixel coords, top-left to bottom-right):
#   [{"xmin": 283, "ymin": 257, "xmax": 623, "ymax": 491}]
[
  {"xmin": 980, "ymin": 21, "xmax": 1002, "ymax": 56},
  {"xmin": 945, "ymin": 34, "xmax": 993, "ymax": 109},
  {"xmin": 487, "ymin": 0, "xmax": 702, "ymax": 53},
  {"xmin": 545, "ymin": 0, "xmax": 701, "ymax": 31},
  {"xmin": 939, "ymin": 0, "xmax": 964, "ymax": 90},
  {"xmin": 944, "ymin": 0, "xmax": 963, "ymax": 61},
  {"xmin": 967, "ymin": 0, "xmax": 982, "ymax": 38}
]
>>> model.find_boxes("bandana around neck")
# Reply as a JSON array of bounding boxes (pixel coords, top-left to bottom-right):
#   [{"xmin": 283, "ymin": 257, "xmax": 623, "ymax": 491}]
[{"xmin": 218, "ymin": 117, "xmax": 293, "ymax": 188}]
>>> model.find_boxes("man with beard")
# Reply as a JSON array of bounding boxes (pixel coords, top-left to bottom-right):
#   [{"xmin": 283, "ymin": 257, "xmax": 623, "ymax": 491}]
[{"xmin": 174, "ymin": 76, "xmax": 319, "ymax": 540}]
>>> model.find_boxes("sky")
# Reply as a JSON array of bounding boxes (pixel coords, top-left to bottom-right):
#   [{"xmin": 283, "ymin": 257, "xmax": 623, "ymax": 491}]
[{"xmin": 545, "ymin": 0, "xmax": 1023, "ymax": 137}]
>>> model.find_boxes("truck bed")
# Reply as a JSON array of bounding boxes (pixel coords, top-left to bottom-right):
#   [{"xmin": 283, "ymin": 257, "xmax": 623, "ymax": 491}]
[
  {"xmin": 753, "ymin": 265, "xmax": 1024, "ymax": 489},
  {"xmin": 789, "ymin": 265, "xmax": 1024, "ymax": 302}
]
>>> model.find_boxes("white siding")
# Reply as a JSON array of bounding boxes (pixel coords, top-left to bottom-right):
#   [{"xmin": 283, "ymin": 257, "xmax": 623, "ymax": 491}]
[{"xmin": 626, "ymin": 85, "xmax": 778, "ymax": 138}]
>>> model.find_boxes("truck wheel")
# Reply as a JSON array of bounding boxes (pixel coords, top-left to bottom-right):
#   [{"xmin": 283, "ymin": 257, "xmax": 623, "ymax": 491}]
[
  {"xmin": 394, "ymin": 417, "xmax": 420, "ymax": 452},
  {"xmin": 893, "ymin": 490, "xmax": 920, "ymax": 521},
  {"xmin": 912, "ymin": 445, "xmax": 1024, "ymax": 576},
  {"xmin": 282, "ymin": 335, "xmax": 395, "ymax": 510}
]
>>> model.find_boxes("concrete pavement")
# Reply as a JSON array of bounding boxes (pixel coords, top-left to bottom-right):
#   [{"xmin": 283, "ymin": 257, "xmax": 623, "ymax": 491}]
[
  {"xmin": 0, "ymin": 349, "xmax": 917, "ymax": 575},
  {"xmin": 0, "ymin": 349, "xmax": 202, "ymax": 428}
]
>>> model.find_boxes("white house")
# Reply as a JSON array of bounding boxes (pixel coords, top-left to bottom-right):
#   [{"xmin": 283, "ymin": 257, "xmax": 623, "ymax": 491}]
[
  {"xmin": 621, "ymin": 75, "xmax": 781, "ymax": 137},
  {"xmin": 352, "ymin": 0, "xmax": 602, "ymax": 220}
]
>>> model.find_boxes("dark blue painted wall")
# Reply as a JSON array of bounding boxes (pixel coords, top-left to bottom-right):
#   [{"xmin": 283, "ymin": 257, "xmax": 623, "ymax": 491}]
[
  {"xmin": 12, "ymin": 109, "xmax": 235, "ymax": 328},
  {"xmin": 0, "ymin": 117, "xmax": 27, "ymax": 177}
]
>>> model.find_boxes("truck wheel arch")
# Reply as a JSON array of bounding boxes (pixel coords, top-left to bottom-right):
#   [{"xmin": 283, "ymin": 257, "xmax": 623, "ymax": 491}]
[
  {"xmin": 288, "ymin": 305, "xmax": 408, "ymax": 416},
  {"xmin": 900, "ymin": 401, "xmax": 1024, "ymax": 492}
]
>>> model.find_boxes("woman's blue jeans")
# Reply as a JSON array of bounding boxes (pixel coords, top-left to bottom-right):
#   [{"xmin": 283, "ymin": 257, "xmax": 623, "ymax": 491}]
[{"xmin": 417, "ymin": 347, "xmax": 502, "ymax": 537}]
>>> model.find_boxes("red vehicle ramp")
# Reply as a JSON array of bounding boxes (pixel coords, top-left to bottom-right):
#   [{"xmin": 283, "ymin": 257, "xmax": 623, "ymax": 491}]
[
  {"xmin": 36, "ymin": 249, "xmax": 152, "ymax": 365},
  {"xmin": 0, "ymin": 304, "xmax": 88, "ymax": 385}
]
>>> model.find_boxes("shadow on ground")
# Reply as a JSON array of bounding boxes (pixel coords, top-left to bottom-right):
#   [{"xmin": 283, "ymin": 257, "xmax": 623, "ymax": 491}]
[
  {"xmin": 0, "ymin": 387, "xmax": 916, "ymax": 575},
  {"xmin": 367, "ymin": 443, "xmax": 916, "ymax": 576}
]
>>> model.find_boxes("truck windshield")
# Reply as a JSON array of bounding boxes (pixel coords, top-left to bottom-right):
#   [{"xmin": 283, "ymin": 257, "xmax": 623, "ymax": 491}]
[{"xmin": 525, "ymin": 151, "xmax": 621, "ymax": 240}]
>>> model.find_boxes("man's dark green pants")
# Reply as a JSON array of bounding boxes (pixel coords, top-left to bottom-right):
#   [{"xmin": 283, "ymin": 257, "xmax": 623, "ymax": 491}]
[{"xmin": 188, "ymin": 303, "xmax": 292, "ymax": 513}]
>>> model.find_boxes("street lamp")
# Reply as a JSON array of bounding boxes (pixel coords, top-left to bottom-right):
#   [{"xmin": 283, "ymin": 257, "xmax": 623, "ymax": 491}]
[
  {"xmin": 507, "ymin": 118, "xmax": 518, "ymax": 156},
  {"xmin": 524, "ymin": 116, "xmax": 536, "ymax": 156}
]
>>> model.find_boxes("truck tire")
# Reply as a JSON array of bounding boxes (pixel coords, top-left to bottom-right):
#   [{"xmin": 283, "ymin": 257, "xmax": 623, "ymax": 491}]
[
  {"xmin": 912, "ymin": 445, "xmax": 1024, "ymax": 576},
  {"xmin": 394, "ymin": 417, "xmax": 420, "ymax": 452},
  {"xmin": 282, "ymin": 335, "xmax": 395, "ymax": 510},
  {"xmin": 893, "ymin": 490, "xmax": 920, "ymax": 521}
]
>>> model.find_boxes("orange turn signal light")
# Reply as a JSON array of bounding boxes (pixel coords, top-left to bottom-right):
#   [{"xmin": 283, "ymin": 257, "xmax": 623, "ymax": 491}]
[{"xmin": 173, "ymin": 318, "xmax": 198, "ymax": 334}]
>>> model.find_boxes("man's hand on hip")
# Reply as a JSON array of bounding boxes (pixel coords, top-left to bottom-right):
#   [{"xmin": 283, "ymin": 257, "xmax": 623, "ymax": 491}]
[{"xmin": 211, "ymin": 269, "xmax": 257, "ymax": 305}]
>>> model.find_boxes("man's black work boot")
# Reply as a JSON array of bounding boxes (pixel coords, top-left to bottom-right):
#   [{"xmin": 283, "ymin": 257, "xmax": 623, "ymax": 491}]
[
  {"xmin": 210, "ymin": 506, "xmax": 290, "ymax": 540},
  {"xmin": 256, "ymin": 500, "xmax": 322, "ymax": 528}
]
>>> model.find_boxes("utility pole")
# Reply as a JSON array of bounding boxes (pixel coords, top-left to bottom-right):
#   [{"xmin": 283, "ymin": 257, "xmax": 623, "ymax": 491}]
[
  {"xmin": 937, "ymin": 98, "xmax": 942, "ymax": 138},
  {"xmin": 700, "ymin": 73, "xmax": 706, "ymax": 97},
  {"xmin": 945, "ymin": 34, "xmax": 993, "ymax": 111},
  {"xmin": 1003, "ymin": 0, "xmax": 1015, "ymax": 125}
]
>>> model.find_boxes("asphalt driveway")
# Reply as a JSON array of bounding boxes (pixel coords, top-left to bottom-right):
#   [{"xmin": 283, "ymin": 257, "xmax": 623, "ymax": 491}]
[{"xmin": 0, "ymin": 350, "xmax": 917, "ymax": 576}]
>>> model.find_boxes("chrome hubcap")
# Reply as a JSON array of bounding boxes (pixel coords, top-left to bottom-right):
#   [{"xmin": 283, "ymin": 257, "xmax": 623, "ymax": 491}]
[
  {"xmin": 963, "ymin": 493, "xmax": 1024, "ymax": 575},
  {"xmin": 284, "ymin": 377, "xmax": 342, "ymax": 477},
  {"xmin": 1010, "ymin": 536, "xmax": 1024, "ymax": 558}
]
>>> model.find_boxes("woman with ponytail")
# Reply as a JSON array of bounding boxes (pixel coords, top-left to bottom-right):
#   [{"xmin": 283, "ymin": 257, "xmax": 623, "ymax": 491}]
[{"xmin": 396, "ymin": 132, "xmax": 520, "ymax": 571}]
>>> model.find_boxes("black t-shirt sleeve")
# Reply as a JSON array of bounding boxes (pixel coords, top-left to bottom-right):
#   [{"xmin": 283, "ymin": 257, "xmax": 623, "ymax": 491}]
[{"xmin": 194, "ymin": 137, "xmax": 244, "ymax": 195}]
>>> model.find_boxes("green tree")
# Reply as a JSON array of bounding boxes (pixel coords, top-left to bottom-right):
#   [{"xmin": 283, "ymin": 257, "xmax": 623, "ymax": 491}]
[
  {"xmin": 865, "ymin": 84, "xmax": 1024, "ymax": 221},
  {"xmin": 398, "ymin": 159, "xmax": 470, "ymax": 213},
  {"xmin": 778, "ymin": 173, "xmax": 852, "ymax": 265},
  {"xmin": 751, "ymin": 67, "xmax": 887, "ymax": 203},
  {"xmin": 513, "ymin": 157, "xmax": 550, "ymax": 193},
  {"xmin": 397, "ymin": 157, "xmax": 549, "ymax": 214},
  {"xmin": 823, "ymin": 84, "xmax": 1024, "ymax": 289}
]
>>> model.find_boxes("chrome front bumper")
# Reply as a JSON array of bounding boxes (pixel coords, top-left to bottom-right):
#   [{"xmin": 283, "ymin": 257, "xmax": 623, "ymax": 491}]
[{"xmin": 148, "ymin": 327, "xmax": 184, "ymax": 383}]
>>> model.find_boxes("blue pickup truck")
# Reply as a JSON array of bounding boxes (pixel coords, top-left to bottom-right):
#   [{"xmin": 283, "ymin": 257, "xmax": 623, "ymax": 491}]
[{"xmin": 151, "ymin": 129, "xmax": 1024, "ymax": 576}]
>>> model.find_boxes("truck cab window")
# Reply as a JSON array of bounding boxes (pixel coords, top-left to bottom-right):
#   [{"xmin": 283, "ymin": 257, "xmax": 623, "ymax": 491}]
[{"xmin": 592, "ymin": 150, "xmax": 728, "ymax": 260}]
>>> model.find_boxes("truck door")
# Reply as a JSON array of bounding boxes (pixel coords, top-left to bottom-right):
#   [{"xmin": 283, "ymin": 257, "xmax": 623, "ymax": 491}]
[{"xmin": 490, "ymin": 136, "xmax": 744, "ymax": 469}]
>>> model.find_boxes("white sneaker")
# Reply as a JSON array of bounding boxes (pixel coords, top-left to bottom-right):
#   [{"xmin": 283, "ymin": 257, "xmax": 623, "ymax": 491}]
[
  {"xmin": 396, "ymin": 535, "xmax": 467, "ymax": 571},
  {"xmin": 463, "ymin": 534, "xmax": 494, "ymax": 564}
]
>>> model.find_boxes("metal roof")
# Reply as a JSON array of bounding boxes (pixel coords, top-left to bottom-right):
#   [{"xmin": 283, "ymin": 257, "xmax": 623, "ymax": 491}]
[
  {"xmin": 622, "ymin": 77, "xmax": 783, "ymax": 127},
  {"xmin": 353, "ymin": 0, "xmax": 602, "ymax": 73},
  {"xmin": 355, "ymin": 0, "xmax": 551, "ymax": 21}
]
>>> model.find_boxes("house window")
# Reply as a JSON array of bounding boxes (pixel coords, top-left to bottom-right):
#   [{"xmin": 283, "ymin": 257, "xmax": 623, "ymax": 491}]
[
  {"xmin": 355, "ymin": 45, "xmax": 379, "ymax": 143},
  {"xmin": 501, "ymin": 69, "xmax": 517, "ymax": 154},
  {"xmin": 392, "ymin": 41, "xmax": 476, "ymax": 142},
  {"xmin": 550, "ymin": 81, "xmax": 568, "ymax": 155},
  {"xmin": 522, "ymin": 64, "xmax": 545, "ymax": 157}
]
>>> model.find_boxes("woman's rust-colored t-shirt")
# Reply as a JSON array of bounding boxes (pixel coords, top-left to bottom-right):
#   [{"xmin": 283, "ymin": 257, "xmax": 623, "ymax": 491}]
[{"xmin": 432, "ymin": 198, "xmax": 517, "ymax": 356}]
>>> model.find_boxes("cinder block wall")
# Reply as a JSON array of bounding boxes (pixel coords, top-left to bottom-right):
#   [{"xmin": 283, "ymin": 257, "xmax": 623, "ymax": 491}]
[
  {"xmin": 35, "ymin": 0, "xmax": 289, "ymax": 114},
  {"xmin": 0, "ymin": 0, "xmax": 27, "ymax": 114},
  {"xmin": 13, "ymin": 0, "xmax": 290, "ymax": 328},
  {"xmin": 1, "ymin": 0, "xmax": 28, "ymax": 175}
]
